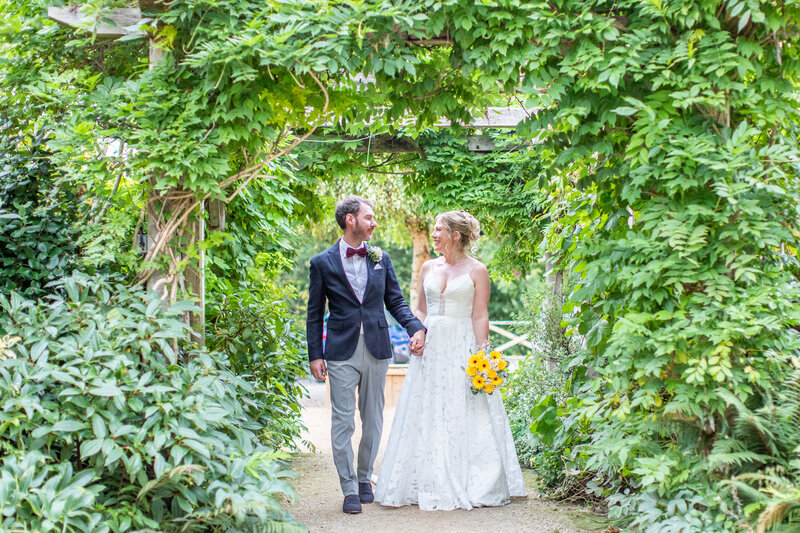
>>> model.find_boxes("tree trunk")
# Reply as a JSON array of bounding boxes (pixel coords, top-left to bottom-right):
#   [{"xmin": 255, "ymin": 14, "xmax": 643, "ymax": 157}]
[{"xmin": 408, "ymin": 219, "xmax": 431, "ymax": 311}]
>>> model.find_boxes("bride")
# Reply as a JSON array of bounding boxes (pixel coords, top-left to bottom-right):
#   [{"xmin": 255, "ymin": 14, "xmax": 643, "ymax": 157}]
[{"xmin": 375, "ymin": 210, "xmax": 526, "ymax": 510}]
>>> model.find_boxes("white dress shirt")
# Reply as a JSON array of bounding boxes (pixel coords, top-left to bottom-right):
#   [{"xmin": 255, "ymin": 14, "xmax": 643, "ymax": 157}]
[
  {"xmin": 339, "ymin": 238, "xmax": 368, "ymax": 303},
  {"xmin": 339, "ymin": 239, "xmax": 368, "ymax": 333}
]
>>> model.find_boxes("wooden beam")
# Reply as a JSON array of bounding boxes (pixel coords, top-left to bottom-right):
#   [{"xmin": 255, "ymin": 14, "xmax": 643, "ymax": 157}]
[
  {"xmin": 355, "ymin": 135, "xmax": 420, "ymax": 154},
  {"xmin": 304, "ymin": 134, "xmax": 536, "ymax": 154},
  {"xmin": 489, "ymin": 322, "xmax": 534, "ymax": 352},
  {"xmin": 323, "ymin": 106, "xmax": 537, "ymax": 130},
  {"xmin": 435, "ymin": 106, "xmax": 535, "ymax": 128},
  {"xmin": 396, "ymin": 31, "xmax": 453, "ymax": 47},
  {"xmin": 137, "ymin": 0, "xmax": 167, "ymax": 9},
  {"xmin": 48, "ymin": 6, "xmax": 146, "ymax": 39}
]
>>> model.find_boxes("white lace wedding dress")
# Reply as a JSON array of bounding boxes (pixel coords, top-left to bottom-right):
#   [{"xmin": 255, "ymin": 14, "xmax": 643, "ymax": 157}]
[{"xmin": 374, "ymin": 271, "xmax": 527, "ymax": 510}]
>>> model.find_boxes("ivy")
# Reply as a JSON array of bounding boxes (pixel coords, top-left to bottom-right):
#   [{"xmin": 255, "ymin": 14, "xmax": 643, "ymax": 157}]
[{"xmin": 3, "ymin": 0, "xmax": 800, "ymax": 529}]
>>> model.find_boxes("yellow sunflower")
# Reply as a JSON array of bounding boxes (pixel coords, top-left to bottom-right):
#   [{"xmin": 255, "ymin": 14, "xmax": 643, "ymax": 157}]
[
  {"xmin": 484, "ymin": 384, "xmax": 495, "ymax": 394},
  {"xmin": 487, "ymin": 369, "xmax": 498, "ymax": 379},
  {"xmin": 497, "ymin": 359, "xmax": 508, "ymax": 370},
  {"xmin": 491, "ymin": 375, "xmax": 503, "ymax": 386},
  {"xmin": 465, "ymin": 365, "xmax": 478, "ymax": 377},
  {"xmin": 490, "ymin": 350, "xmax": 502, "ymax": 360},
  {"xmin": 472, "ymin": 375, "xmax": 486, "ymax": 389},
  {"xmin": 468, "ymin": 353, "xmax": 481, "ymax": 366},
  {"xmin": 476, "ymin": 350, "xmax": 486, "ymax": 359},
  {"xmin": 477, "ymin": 359, "xmax": 490, "ymax": 372}
]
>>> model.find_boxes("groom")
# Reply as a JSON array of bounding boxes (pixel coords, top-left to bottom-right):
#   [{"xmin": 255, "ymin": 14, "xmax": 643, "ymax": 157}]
[{"xmin": 306, "ymin": 195, "xmax": 426, "ymax": 514}]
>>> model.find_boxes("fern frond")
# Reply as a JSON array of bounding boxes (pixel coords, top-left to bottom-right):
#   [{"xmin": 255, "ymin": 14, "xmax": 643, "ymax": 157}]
[
  {"xmin": 757, "ymin": 501, "xmax": 796, "ymax": 533},
  {"xmin": 785, "ymin": 370, "xmax": 800, "ymax": 431},
  {"xmin": 711, "ymin": 438, "xmax": 772, "ymax": 470}
]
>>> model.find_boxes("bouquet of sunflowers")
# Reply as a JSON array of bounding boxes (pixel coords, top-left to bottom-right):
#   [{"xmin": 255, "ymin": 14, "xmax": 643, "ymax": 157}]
[{"xmin": 465, "ymin": 348, "xmax": 508, "ymax": 395}]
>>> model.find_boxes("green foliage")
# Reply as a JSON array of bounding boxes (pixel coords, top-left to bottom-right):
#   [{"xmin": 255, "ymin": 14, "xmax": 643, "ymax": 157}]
[
  {"xmin": 720, "ymin": 371, "xmax": 800, "ymax": 532},
  {"xmin": 206, "ymin": 253, "xmax": 308, "ymax": 451},
  {"xmin": 201, "ymin": 171, "xmax": 315, "ymax": 452},
  {"xmin": 503, "ymin": 357, "xmax": 563, "ymax": 466},
  {"xmin": 522, "ymin": 0, "xmax": 800, "ymax": 529},
  {"xmin": 0, "ymin": 132, "xmax": 81, "ymax": 295},
  {"xmin": 203, "ymin": 163, "xmax": 323, "ymax": 282},
  {"xmin": 294, "ymin": 129, "xmax": 548, "ymax": 319},
  {"xmin": 5, "ymin": 0, "xmax": 800, "ymax": 529},
  {"xmin": 504, "ymin": 280, "xmax": 594, "ymax": 493},
  {"xmin": 0, "ymin": 273, "xmax": 304, "ymax": 532},
  {"xmin": 408, "ymin": 130, "xmax": 549, "ymax": 277}
]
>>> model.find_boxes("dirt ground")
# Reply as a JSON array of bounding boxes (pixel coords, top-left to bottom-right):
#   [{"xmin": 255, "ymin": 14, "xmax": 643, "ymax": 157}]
[{"xmin": 286, "ymin": 378, "xmax": 607, "ymax": 533}]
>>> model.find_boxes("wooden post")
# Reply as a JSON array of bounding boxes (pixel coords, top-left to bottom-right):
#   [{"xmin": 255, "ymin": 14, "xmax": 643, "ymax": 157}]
[
  {"xmin": 543, "ymin": 251, "xmax": 564, "ymax": 372},
  {"xmin": 144, "ymin": 32, "xmax": 206, "ymax": 345},
  {"xmin": 183, "ymin": 203, "xmax": 205, "ymax": 345},
  {"xmin": 207, "ymin": 198, "xmax": 226, "ymax": 232}
]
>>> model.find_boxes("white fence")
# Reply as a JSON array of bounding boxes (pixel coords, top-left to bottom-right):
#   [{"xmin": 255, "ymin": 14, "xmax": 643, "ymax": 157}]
[{"xmin": 488, "ymin": 320, "xmax": 533, "ymax": 354}]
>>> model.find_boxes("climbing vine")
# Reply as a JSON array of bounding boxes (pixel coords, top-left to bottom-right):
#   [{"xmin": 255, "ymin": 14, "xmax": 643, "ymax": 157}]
[{"xmin": 3, "ymin": 0, "xmax": 800, "ymax": 530}]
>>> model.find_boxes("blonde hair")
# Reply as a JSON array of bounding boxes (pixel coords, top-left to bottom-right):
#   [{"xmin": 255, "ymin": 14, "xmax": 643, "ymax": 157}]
[{"xmin": 436, "ymin": 210, "xmax": 481, "ymax": 253}]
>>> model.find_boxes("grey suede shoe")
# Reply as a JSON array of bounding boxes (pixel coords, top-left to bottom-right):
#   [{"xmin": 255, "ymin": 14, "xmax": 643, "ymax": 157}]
[
  {"xmin": 359, "ymin": 482, "xmax": 374, "ymax": 503},
  {"xmin": 343, "ymin": 494, "xmax": 362, "ymax": 514}
]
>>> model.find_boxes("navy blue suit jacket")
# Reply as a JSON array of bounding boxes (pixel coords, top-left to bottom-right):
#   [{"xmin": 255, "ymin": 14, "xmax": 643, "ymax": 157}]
[{"xmin": 306, "ymin": 241, "xmax": 425, "ymax": 362}]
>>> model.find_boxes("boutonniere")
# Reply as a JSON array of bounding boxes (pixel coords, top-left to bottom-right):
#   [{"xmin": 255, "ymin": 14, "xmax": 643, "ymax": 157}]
[{"xmin": 367, "ymin": 245, "xmax": 383, "ymax": 263}]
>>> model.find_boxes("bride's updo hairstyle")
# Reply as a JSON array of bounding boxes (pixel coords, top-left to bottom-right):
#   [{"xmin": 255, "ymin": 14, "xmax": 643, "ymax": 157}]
[{"xmin": 437, "ymin": 210, "xmax": 481, "ymax": 254}]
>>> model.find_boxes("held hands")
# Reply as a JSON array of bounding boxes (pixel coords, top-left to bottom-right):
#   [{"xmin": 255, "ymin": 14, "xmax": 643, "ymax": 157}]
[
  {"xmin": 310, "ymin": 359, "xmax": 327, "ymax": 382},
  {"xmin": 409, "ymin": 330, "xmax": 426, "ymax": 357}
]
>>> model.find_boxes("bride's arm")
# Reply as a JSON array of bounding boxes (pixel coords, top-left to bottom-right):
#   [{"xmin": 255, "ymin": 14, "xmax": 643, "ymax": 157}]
[
  {"xmin": 471, "ymin": 262, "xmax": 491, "ymax": 349},
  {"xmin": 414, "ymin": 261, "xmax": 431, "ymax": 322}
]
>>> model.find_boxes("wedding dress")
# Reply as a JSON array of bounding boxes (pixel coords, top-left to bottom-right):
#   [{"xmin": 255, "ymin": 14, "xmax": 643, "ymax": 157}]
[{"xmin": 375, "ymin": 269, "xmax": 527, "ymax": 510}]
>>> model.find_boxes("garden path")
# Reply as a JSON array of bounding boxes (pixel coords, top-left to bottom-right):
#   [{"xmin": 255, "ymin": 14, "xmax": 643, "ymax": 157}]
[{"xmin": 289, "ymin": 378, "xmax": 606, "ymax": 533}]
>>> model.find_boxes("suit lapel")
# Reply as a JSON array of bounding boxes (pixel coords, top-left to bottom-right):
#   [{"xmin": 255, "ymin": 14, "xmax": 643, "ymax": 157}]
[
  {"xmin": 327, "ymin": 241, "xmax": 360, "ymax": 304},
  {"xmin": 363, "ymin": 254, "xmax": 375, "ymax": 302}
]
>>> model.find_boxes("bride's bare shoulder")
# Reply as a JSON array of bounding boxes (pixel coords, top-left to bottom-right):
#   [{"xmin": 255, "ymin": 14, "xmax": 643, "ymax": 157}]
[
  {"xmin": 420, "ymin": 259, "xmax": 437, "ymax": 276},
  {"xmin": 468, "ymin": 259, "xmax": 489, "ymax": 279}
]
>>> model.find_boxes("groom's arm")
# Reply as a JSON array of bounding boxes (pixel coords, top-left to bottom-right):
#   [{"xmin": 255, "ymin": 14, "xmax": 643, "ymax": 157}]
[
  {"xmin": 383, "ymin": 254, "xmax": 425, "ymax": 336},
  {"xmin": 306, "ymin": 258, "xmax": 326, "ymax": 363}
]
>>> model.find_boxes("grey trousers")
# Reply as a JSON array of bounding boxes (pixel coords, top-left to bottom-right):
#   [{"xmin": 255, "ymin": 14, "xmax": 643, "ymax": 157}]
[{"xmin": 326, "ymin": 334, "xmax": 390, "ymax": 496}]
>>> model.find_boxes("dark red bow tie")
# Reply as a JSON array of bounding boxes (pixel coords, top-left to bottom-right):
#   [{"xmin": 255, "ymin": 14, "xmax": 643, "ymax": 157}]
[{"xmin": 346, "ymin": 246, "xmax": 367, "ymax": 258}]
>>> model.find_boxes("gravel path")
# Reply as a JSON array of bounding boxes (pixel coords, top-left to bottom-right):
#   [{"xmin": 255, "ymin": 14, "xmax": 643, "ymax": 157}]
[{"xmin": 287, "ymin": 379, "xmax": 606, "ymax": 533}]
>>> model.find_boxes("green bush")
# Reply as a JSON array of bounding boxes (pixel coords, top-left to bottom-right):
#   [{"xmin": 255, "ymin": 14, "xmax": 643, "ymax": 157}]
[
  {"xmin": 504, "ymin": 355, "xmax": 596, "ymax": 498},
  {"xmin": 0, "ymin": 273, "xmax": 305, "ymax": 532},
  {"xmin": 0, "ymin": 132, "xmax": 80, "ymax": 295},
  {"xmin": 503, "ymin": 357, "xmax": 563, "ymax": 469},
  {"xmin": 504, "ymin": 278, "xmax": 594, "ymax": 493},
  {"xmin": 206, "ymin": 252, "xmax": 308, "ymax": 451}
]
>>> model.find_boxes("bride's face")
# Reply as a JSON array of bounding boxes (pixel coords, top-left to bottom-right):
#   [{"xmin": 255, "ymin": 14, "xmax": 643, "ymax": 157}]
[{"xmin": 431, "ymin": 219, "xmax": 458, "ymax": 254}]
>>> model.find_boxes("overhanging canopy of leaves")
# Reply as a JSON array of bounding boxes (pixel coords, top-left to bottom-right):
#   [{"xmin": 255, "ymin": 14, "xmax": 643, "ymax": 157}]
[{"xmin": 4, "ymin": 0, "xmax": 800, "ymax": 529}]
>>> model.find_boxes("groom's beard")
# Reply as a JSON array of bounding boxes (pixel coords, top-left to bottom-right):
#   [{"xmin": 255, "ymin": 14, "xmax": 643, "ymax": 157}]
[{"xmin": 352, "ymin": 221, "xmax": 372, "ymax": 242}]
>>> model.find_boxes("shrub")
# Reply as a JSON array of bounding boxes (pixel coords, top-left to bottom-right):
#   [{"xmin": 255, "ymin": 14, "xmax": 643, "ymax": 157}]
[
  {"xmin": 503, "ymin": 356, "xmax": 563, "ymax": 469},
  {"xmin": 504, "ymin": 279, "xmax": 594, "ymax": 496},
  {"xmin": 0, "ymin": 132, "xmax": 80, "ymax": 295},
  {"xmin": 0, "ymin": 273, "xmax": 305, "ymax": 532},
  {"xmin": 206, "ymin": 252, "xmax": 308, "ymax": 451}
]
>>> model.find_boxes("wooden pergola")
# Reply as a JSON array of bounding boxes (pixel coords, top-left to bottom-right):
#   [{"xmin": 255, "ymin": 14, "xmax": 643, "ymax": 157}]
[{"xmin": 48, "ymin": 2, "xmax": 536, "ymax": 344}]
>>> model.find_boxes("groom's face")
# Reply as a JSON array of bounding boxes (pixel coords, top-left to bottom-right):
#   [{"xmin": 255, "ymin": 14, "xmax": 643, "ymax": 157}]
[{"xmin": 349, "ymin": 203, "xmax": 377, "ymax": 241}]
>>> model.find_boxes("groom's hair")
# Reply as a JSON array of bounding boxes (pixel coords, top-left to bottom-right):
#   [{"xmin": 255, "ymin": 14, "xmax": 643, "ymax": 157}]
[{"xmin": 335, "ymin": 195, "xmax": 372, "ymax": 230}]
